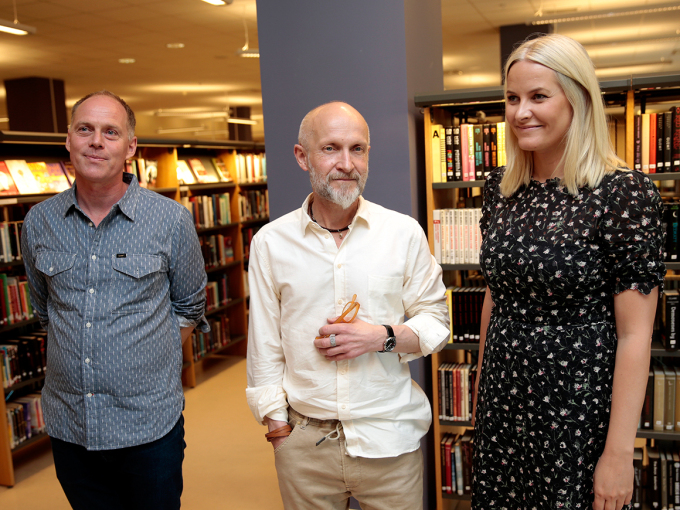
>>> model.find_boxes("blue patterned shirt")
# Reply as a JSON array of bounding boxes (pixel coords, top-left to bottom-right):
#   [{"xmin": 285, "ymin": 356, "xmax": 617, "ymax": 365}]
[{"xmin": 22, "ymin": 173, "xmax": 208, "ymax": 450}]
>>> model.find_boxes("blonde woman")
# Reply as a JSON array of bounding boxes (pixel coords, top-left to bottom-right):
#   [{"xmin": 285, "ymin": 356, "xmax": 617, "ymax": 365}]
[{"xmin": 472, "ymin": 34, "xmax": 665, "ymax": 510}]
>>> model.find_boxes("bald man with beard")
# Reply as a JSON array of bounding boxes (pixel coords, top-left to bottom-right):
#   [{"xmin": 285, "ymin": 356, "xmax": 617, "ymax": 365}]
[{"xmin": 246, "ymin": 102, "xmax": 450, "ymax": 510}]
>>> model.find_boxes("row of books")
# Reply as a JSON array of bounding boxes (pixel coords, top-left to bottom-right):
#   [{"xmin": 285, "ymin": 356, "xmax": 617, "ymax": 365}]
[
  {"xmin": 645, "ymin": 445, "xmax": 680, "ymax": 509},
  {"xmin": 0, "ymin": 160, "xmax": 72, "ymax": 195},
  {"xmin": 125, "ymin": 158, "xmax": 158, "ymax": 187},
  {"xmin": 634, "ymin": 107, "xmax": 680, "ymax": 174},
  {"xmin": 191, "ymin": 315, "xmax": 232, "ymax": 362},
  {"xmin": 181, "ymin": 193, "xmax": 232, "ymax": 229},
  {"xmin": 177, "ymin": 158, "xmax": 232, "ymax": 185},
  {"xmin": 431, "ymin": 122, "xmax": 506, "ymax": 183},
  {"xmin": 206, "ymin": 274, "xmax": 230, "ymax": 311},
  {"xmin": 440, "ymin": 430, "xmax": 474, "ymax": 495},
  {"xmin": 0, "ymin": 221, "xmax": 23, "ymax": 263},
  {"xmin": 641, "ymin": 363, "xmax": 680, "ymax": 432},
  {"xmin": 6, "ymin": 392, "xmax": 45, "ymax": 449},
  {"xmin": 445, "ymin": 286, "xmax": 484, "ymax": 343},
  {"xmin": 239, "ymin": 189, "xmax": 269, "ymax": 221},
  {"xmin": 233, "ymin": 152, "xmax": 266, "ymax": 184},
  {"xmin": 432, "ymin": 208, "xmax": 481, "ymax": 264},
  {"xmin": 0, "ymin": 332, "xmax": 47, "ymax": 389},
  {"xmin": 198, "ymin": 234, "xmax": 235, "ymax": 270},
  {"xmin": 437, "ymin": 363, "xmax": 477, "ymax": 422},
  {"xmin": 0, "ymin": 274, "xmax": 35, "ymax": 326}
]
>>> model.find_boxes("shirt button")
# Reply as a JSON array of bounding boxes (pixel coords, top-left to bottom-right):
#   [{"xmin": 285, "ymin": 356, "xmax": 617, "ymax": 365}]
[
  {"xmin": 85, "ymin": 358, "xmax": 90, "ymax": 364},
  {"xmin": 341, "ymin": 404, "xmax": 346, "ymax": 409},
  {"xmin": 89, "ymin": 222, "xmax": 93, "ymax": 227},
  {"xmin": 86, "ymin": 322, "xmax": 92, "ymax": 328},
  {"xmin": 49, "ymin": 266, "xmax": 54, "ymax": 272},
  {"xmin": 338, "ymin": 299, "xmax": 342, "ymax": 305},
  {"xmin": 91, "ymin": 255, "xmax": 96, "ymax": 260},
  {"xmin": 87, "ymin": 393, "xmax": 93, "ymax": 398},
  {"xmin": 337, "ymin": 264, "xmax": 342, "ymax": 268},
  {"xmin": 325, "ymin": 234, "xmax": 330, "ymax": 239},
  {"xmin": 89, "ymin": 288, "xmax": 95, "ymax": 294}
]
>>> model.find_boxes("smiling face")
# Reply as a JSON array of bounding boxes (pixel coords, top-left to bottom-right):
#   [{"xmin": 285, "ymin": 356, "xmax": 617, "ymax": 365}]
[
  {"xmin": 294, "ymin": 103, "xmax": 370, "ymax": 210},
  {"xmin": 505, "ymin": 60, "xmax": 573, "ymax": 163},
  {"xmin": 65, "ymin": 95, "xmax": 137, "ymax": 186}
]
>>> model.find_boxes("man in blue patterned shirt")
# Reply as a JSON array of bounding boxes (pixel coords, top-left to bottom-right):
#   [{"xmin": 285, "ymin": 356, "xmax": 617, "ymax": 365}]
[{"xmin": 21, "ymin": 91, "xmax": 208, "ymax": 510}]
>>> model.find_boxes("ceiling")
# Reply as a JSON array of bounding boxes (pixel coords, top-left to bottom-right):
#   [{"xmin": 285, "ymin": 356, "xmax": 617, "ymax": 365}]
[{"xmin": 0, "ymin": 0, "xmax": 678, "ymax": 143}]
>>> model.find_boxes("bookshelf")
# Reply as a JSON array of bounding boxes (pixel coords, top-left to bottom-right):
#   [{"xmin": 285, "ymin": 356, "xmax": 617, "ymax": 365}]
[
  {"xmin": 415, "ymin": 72, "xmax": 680, "ymax": 509},
  {"xmin": 0, "ymin": 131, "xmax": 266, "ymax": 487}
]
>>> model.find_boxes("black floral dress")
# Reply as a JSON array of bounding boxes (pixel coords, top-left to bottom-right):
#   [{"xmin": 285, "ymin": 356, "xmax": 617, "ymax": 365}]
[{"xmin": 472, "ymin": 167, "xmax": 665, "ymax": 508}]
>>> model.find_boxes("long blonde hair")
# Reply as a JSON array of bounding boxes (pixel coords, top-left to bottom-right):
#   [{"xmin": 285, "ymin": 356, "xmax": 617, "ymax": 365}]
[{"xmin": 500, "ymin": 34, "xmax": 626, "ymax": 197}]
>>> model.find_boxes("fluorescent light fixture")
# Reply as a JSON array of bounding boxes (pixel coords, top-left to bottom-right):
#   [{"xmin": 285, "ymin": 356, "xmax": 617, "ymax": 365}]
[
  {"xmin": 166, "ymin": 43, "xmax": 185, "ymax": 49},
  {"xmin": 157, "ymin": 126, "xmax": 206, "ymax": 134},
  {"xmin": 228, "ymin": 118, "xmax": 257, "ymax": 125},
  {"xmin": 202, "ymin": 0, "xmax": 226, "ymax": 5},
  {"xmin": 528, "ymin": 2, "xmax": 680, "ymax": 25},
  {"xmin": 236, "ymin": 48, "xmax": 260, "ymax": 58},
  {"xmin": 118, "ymin": 58, "xmax": 136, "ymax": 64},
  {"xmin": 155, "ymin": 110, "xmax": 229, "ymax": 118},
  {"xmin": 154, "ymin": 110, "xmax": 256, "ymax": 124},
  {"xmin": 0, "ymin": 18, "xmax": 36, "ymax": 35},
  {"xmin": 0, "ymin": 118, "xmax": 8, "ymax": 122}
]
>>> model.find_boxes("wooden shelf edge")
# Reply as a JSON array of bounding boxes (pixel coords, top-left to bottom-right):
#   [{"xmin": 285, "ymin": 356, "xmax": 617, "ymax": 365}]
[
  {"xmin": 439, "ymin": 420, "xmax": 473, "ymax": 427},
  {"xmin": 0, "ymin": 317, "xmax": 40, "ymax": 334},
  {"xmin": 10, "ymin": 431, "xmax": 49, "ymax": 454},
  {"xmin": 205, "ymin": 298, "xmax": 244, "ymax": 317},
  {"xmin": 442, "ymin": 492, "xmax": 471, "ymax": 501},
  {"xmin": 444, "ymin": 342, "xmax": 480, "ymax": 351},
  {"xmin": 3, "ymin": 374, "xmax": 45, "ymax": 395},
  {"xmin": 636, "ymin": 430, "xmax": 680, "ymax": 440},
  {"xmin": 194, "ymin": 334, "xmax": 247, "ymax": 362}
]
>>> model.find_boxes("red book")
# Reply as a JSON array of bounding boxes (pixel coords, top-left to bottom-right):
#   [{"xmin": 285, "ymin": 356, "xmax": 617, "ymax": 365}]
[{"xmin": 649, "ymin": 113, "xmax": 657, "ymax": 173}]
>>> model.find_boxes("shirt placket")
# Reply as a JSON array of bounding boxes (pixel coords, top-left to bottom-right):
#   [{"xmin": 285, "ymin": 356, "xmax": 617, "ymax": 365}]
[
  {"xmin": 333, "ymin": 251, "xmax": 352, "ymax": 424},
  {"xmin": 81, "ymin": 216, "xmax": 103, "ymax": 448}
]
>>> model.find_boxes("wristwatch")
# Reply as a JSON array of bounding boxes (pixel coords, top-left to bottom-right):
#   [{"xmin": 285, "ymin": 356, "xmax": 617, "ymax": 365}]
[{"xmin": 380, "ymin": 324, "xmax": 397, "ymax": 352}]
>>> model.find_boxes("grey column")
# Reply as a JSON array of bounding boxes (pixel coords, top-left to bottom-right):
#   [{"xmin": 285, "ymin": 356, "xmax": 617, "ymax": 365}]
[{"xmin": 256, "ymin": 1, "xmax": 443, "ymax": 507}]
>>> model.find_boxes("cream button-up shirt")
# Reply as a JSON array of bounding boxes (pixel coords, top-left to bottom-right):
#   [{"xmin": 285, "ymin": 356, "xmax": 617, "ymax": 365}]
[{"xmin": 246, "ymin": 195, "xmax": 450, "ymax": 458}]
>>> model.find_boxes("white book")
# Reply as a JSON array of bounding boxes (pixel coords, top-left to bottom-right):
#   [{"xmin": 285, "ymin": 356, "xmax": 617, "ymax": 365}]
[{"xmin": 433, "ymin": 209, "xmax": 442, "ymax": 264}]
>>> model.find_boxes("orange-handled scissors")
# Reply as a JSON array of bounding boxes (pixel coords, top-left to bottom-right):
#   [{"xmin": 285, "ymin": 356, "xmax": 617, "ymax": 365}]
[{"xmin": 316, "ymin": 294, "xmax": 360, "ymax": 339}]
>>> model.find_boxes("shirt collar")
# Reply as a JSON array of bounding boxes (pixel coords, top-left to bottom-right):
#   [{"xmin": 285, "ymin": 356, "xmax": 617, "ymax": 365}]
[
  {"xmin": 300, "ymin": 193, "xmax": 370, "ymax": 237},
  {"xmin": 62, "ymin": 172, "xmax": 140, "ymax": 221}
]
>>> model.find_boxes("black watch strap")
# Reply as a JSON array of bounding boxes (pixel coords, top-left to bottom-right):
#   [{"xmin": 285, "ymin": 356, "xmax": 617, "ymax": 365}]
[{"xmin": 380, "ymin": 324, "xmax": 396, "ymax": 352}]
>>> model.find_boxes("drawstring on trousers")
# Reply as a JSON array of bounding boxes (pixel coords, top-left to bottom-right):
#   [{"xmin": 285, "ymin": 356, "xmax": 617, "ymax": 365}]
[{"xmin": 315, "ymin": 422, "xmax": 341, "ymax": 446}]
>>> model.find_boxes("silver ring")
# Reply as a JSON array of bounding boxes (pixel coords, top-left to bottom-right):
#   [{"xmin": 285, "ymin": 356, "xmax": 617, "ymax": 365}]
[{"xmin": 329, "ymin": 334, "xmax": 336, "ymax": 348}]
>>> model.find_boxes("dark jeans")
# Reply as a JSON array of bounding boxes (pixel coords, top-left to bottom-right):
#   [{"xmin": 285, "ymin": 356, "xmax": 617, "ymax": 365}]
[{"xmin": 51, "ymin": 415, "xmax": 185, "ymax": 510}]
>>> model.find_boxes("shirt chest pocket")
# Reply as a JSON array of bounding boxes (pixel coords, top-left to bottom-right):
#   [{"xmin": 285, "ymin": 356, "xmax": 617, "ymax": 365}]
[
  {"xmin": 111, "ymin": 255, "xmax": 166, "ymax": 314},
  {"xmin": 35, "ymin": 251, "xmax": 77, "ymax": 310},
  {"xmin": 367, "ymin": 275, "xmax": 404, "ymax": 324}
]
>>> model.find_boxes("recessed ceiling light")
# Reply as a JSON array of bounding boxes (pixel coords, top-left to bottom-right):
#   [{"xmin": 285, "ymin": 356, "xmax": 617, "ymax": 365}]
[
  {"xmin": 167, "ymin": 43, "xmax": 185, "ymax": 49},
  {"xmin": 118, "ymin": 58, "xmax": 136, "ymax": 64},
  {"xmin": 202, "ymin": 0, "xmax": 226, "ymax": 5}
]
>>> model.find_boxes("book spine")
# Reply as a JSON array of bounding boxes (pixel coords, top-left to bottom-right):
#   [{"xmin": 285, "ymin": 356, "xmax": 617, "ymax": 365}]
[
  {"xmin": 452, "ymin": 127, "xmax": 462, "ymax": 181},
  {"xmin": 665, "ymin": 111, "xmax": 673, "ymax": 171},
  {"xmin": 655, "ymin": 368, "xmax": 666, "ymax": 432},
  {"xmin": 650, "ymin": 113, "xmax": 658, "ymax": 173},
  {"xmin": 634, "ymin": 114, "xmax": 642, "ymax": 171},
  {"xmin": 473, "ymin": 125, "xmax": 483, "ymax": 180},
  {"xmin": 445, "ymin": 126, "xmax": 454, "ymax": 182},
  {"xmin": 433, "ymin": 209, "xmax": 441, "ymax": 264},
  {"xmin": 658, "ymin": 111, "xmax": 666, "ymax": 172},
  {"xmin": 672, "ymin": 107, "xmax": 680, "ymax": 172},
  {"xmin": 642, "ymin": 113, "xmax": 651, "ymax": 173}
]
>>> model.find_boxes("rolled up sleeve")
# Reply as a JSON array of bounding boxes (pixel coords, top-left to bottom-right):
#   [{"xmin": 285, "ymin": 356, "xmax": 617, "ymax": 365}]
[
  {"xmin": 169, "ymin": 208, "xmax": 209, "ymax": 332},
  {"xmin": 399, "ymin": 228, "xmax": 450, "ymax": 363}
]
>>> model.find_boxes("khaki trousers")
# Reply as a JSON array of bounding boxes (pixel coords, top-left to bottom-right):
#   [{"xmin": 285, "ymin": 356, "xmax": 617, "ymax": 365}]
[{"xmin": 274, "ymin": 407, "xmax": 423, "ymax": 510}]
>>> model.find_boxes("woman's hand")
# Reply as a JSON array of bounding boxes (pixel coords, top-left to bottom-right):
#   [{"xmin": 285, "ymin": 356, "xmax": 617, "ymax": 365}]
[{"xmin": 592, "ymin": 449, "xmax": 633, "ymax": 510}]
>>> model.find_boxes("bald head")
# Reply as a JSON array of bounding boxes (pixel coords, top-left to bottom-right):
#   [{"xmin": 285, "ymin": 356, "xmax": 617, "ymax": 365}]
[{"xmin": 298, "ymin": 102, "xmax": 370, "ymax": 150}]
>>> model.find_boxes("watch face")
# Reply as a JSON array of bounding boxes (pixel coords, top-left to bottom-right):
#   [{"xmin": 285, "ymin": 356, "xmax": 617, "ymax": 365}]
[{"xmin": 384, "ymin": 337, "xmax": 397, "ymax": 352}]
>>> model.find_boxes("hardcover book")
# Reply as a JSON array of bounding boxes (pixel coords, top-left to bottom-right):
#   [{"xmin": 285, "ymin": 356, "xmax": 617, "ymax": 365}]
[{"xmin": 4, "ymin": 160, "xmax": 41, "ymax": 194}]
